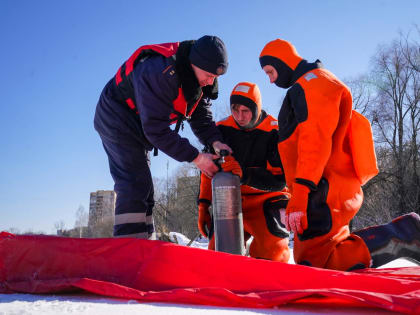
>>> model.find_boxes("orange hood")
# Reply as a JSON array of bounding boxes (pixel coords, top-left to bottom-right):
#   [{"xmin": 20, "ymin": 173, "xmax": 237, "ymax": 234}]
[
  {"xmin": 259, "ymin": 39, "xmax": 304, "ymax": 88},
  {"xmin": 230, "ymin": 81, "xmax": 262, "ymax": 129}
]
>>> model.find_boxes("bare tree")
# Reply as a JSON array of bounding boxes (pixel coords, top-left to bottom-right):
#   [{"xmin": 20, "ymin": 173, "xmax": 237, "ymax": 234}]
[
  {"xmin": 54, "ymin": 220, "xmax": 66, "ymax": 235},
  {"xmin": 347, "ymin": 29, "xmax": 420, "ymax": 229},
  {"xmin": 74, "ymin": 205, "xmax": 88, "ymax": 238},
  {"xmin": 7, "ymin": 227, "xmax": 21, "ymax": 234},
  {"xmin": 153, "ymin": 163, "xmax": 177, "ymax": 235},
  {"xmin": 170, "ymin": 163, "xmax": 201, "ymax": 239},
  {"xmin": 369, "ymin": 31, "xmax": 420, "ymax": 216},
  {"xmin": 345, "ymin": 75, "xmax": 373, "ymax": 116},
  {"xmin": 153, "ymin": 162, "xmax": 201, "ymax": 240},
  {"xmin": 88, "ymin": 216, "xmax": 114, "ymax": 238},
  {"xmin": 22, "ymin": 229, "xmax": 41, "ymax": 235}
]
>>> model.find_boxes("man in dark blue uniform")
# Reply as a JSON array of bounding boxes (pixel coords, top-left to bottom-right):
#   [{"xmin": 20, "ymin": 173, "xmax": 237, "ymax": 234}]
[{"xmin": 94, "ymin": 36, "xmax": 231, "ymax": 238}]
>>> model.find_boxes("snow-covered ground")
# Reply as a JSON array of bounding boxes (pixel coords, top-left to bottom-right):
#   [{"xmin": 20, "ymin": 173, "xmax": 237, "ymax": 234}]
[
  {"xmin": 169, "ymin": 231, "xmax": 209, "ymax": 250},
  {"xmin": 0, "ymin": 232, "xmax": 416, "ymax": 315},
  {"xmin": 0, "ymin": 293, "xmax": 401, "ymax": 315}
]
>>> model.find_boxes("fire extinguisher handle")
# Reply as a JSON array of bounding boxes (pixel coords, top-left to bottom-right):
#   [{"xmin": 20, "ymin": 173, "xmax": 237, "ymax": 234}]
[
  {"xmin": 220, "ymin": 149, "xmax": 230, "ymax": 157},
  {"xmin": 217, "ymin": 149, "xmax": 230, "ymax": 164},
  {"xmin": 214, "ymin": 150, "xmax": 230, "ymax": 171}
]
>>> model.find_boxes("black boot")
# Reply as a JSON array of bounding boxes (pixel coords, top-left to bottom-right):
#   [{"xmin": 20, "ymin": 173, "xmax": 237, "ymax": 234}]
[{"xmin": 354, "ymin": 212, "xmax": 420, "ymax": 268}]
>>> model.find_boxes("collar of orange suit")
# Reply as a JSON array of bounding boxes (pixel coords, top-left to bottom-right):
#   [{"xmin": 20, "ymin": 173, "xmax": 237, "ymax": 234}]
[{"xmin": 259, "ymin": 39, "xmax": 323, "ymax": 88}]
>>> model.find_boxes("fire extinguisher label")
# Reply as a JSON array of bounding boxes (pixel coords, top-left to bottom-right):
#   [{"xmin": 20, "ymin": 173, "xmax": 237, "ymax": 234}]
[{"xmin": 213, "ymin": 186, "xmax": 241, "ymax": 219}]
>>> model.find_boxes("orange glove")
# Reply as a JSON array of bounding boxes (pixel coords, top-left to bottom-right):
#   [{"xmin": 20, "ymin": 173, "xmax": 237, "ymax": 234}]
[
  {"xmin": 221, "ymin": 155, "xmax": 243, "ymax": 178},
  {"xmin": 198, "ymin": 202, "xmax": 211, "ymax": 238},
  {"xmin": 285, "ymin": 183, "xmax": 310, "ymax": 235}
]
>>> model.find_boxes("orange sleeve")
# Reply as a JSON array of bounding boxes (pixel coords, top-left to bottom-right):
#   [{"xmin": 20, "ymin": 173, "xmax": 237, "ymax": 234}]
[
  {"xmin": 294, "ymin": 78, "xmax": 341, "ymax": 188},
  {"xmin": 198, "ymin": 172, "xmax": 212, "ymax": 204}
]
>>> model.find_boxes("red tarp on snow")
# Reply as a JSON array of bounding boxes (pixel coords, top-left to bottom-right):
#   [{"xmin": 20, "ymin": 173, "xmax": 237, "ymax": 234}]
[{"xmin": 1, "ymin": 232, "xmax": 419, "ymax": 314}]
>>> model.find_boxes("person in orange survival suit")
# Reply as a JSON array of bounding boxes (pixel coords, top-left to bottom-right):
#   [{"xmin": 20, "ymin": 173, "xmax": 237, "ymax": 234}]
[
  {"xmin": 197, "ymin": 81, "xmax": 291, "ymax": 262},
  {"xmin": 259, "ymin": 39, "xmax": 420, "ymax": 270}
]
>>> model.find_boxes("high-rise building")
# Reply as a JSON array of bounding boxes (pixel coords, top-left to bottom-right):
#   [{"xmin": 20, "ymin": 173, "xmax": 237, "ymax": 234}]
[{"xmin": 88, "ymin": 190, "xmax": 116, "ymax": 227}]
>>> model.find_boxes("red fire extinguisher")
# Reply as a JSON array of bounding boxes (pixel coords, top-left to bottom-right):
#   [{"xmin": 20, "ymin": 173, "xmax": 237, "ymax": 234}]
[{"xmin": 211, "ymin": 150, "xmax": 245, "ymax": 255}]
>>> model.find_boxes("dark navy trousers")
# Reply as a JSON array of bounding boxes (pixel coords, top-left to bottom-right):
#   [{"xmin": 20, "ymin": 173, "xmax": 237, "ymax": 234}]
[{"xmin": 100, "ymin": 135, "xmax": 155, "ymax": 238}]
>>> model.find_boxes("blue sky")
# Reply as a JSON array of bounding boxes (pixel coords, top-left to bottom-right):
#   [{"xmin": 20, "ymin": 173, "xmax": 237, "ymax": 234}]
[{"xmin": 0, "ymin": 0, "xmax": 419, "ymax": 233}]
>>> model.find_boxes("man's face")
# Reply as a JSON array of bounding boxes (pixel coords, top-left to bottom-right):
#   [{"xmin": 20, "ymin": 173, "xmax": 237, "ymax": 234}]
[
  {"xmin": 263, "ymin": 65, "xmax": 278, "ymax": 84},
  {"xmin": 191, "ymin": 64, "xmax": 218, "ymax": 87},
  {"xmin": 231, "ymin": 104, "xmax": 253, "ymax": 127}
]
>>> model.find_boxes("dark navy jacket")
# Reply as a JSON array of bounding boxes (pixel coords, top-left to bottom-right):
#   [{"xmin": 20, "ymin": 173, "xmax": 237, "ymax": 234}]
[{"xmin": 94, "ymin": 52, "xmax": 222, "ymax": 162}]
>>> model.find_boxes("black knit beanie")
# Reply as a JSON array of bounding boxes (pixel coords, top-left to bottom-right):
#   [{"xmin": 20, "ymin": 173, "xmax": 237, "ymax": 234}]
[{"xmin": 189, "ymin": 35, "xmax": 228, "ymax": 75}]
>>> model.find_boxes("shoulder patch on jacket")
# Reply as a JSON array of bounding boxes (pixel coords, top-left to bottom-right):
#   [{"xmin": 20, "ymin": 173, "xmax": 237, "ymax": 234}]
[
  {"xmin": 304, "ymin": 72, "xmax": 318, "ymax": 81},
  {"xmin": 255, "ymin": 114, "xmax": 279, "ymax": 132}
]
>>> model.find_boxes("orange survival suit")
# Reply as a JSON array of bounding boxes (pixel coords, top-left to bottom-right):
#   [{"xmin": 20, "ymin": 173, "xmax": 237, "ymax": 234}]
[
  {"xmin": 198, "ymin": 82, "xmax": 290, "ymax": 262},
  {"xmin": 259, "ymin": 39, "xmax": 378, "ymax": 270}
]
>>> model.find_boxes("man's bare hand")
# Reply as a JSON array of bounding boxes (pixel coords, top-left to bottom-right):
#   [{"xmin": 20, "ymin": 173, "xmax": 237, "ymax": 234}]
[
  {"xmin": 284, "ymin": 183, "xmax": 310, "ymax": 235},
  {"xmin": 280, "ymin": 208, "xmax": 286, "ymax": 226},
  {"xmin": 285, "ymin": 211, "xmax": 307, "ymax": 235},
  {"xmin": 193, "ymin": 153, "xmax": 219, "ymax": 178}
]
